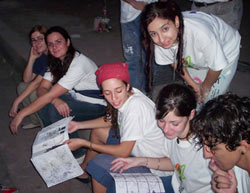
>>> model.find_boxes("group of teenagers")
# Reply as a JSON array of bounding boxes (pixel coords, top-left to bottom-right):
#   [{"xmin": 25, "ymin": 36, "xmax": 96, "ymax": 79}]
[{"xmin": 8, "ymin": 1, "xmax": 249, "ymax": 193}]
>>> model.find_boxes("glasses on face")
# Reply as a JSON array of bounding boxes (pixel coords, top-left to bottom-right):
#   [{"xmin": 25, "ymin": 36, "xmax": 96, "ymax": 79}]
[{"xmin": 31, "ymin": 36, "xmax": 44, "ymax": 45}]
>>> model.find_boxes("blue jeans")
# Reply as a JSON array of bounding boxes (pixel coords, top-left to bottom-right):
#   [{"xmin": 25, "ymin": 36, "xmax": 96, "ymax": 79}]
[
  {"xmin": 38, "ymin": 94, "xmax": 106, "ymax": 158},
  {"xmin": 86, "ymin": 129, "xmax": 174, "ymax": 193},
  {"xmin": 38, "ymin": 94, "xmax": 105, "ymax": 126},
  {"xmin": 121, "ymin": 14, "xmax": 146, "ymax": 92}
]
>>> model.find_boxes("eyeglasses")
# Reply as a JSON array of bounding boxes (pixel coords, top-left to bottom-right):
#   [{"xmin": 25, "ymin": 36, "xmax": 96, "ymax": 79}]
[{"xmin": 31, "ymin": 36, "xmax": 44, "ymax": 44}]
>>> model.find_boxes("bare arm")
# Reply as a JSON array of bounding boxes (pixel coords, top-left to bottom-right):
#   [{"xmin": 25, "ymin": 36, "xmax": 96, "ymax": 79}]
[
  {"xmin": 174, "ymin": 63, "xmax": 221, "ymax": 102},
  {"xmin": 9, "ymin": 75, "xmax": 43, "ymax": 117},
  {"xmin": 36, "ymin": 79, "xmax": 52, "ymax": 97},
  {"xmin": 201, "ymin": 69, "xmax": 221, "ymax": 101},
  {"xmin": 10, "ymin": 82, "xmax": 68, "ymax": 134},
  {"xmin": 122, "ymin": 0, "xmax": 147, "ymax": 10},
  {"xmin": 111, "ymin": 156, "xmax": 174, "ymax": 173},
  {"xmin": 23, "ymin": 47, "xmax": 41, "ymax": 82},
  {"xmin": 65, "ymin": 138, "xmax": 136, "ymax": 158},
  {"xmin": 37, "ymin": 79, "xmax": 73, "ymax": 117},
  {"xmin": 68, "ymin": 117, "xmax": 112, "ymax": 133}
]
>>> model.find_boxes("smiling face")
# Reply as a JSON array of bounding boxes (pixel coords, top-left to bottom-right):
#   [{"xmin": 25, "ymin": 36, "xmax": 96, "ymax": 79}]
[
  {"xmin": 157, "ymin": 110, "xmax": 194, "ymax": 140},
  {"xmin": 102, "ymin": 78, "xmax": 130, "ymax": 109},
  {"xmin": 47, "ymin": 32, "xmax": 70, "ymax": 61},
  {"xmin": 147, "ymin": 16, "xmax": 179, "ymax": 49},
  {"xmin": 31, "ymin": 31, "xmax": 47, "ymax": 54},
  {"xmin": 203, "ymin": 143, "xmax": 243, "ymax": 171}
]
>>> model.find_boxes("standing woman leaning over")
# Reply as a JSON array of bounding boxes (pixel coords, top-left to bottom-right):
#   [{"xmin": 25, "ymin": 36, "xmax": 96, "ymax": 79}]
[
  {"xmin": 141, "ymin": 0, "xmax": 241, "ymax": 104},
  {"xmin": 10, "ymin": 26, "xmax": 106, "ymax": 134}
]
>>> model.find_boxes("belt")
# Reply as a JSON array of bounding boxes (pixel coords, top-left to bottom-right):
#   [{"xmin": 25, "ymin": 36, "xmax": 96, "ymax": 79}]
[
  {"xmin": 194, "ymin": 0, "xmax": 232, "ymax": 7},
  {"xmin": 73, "ymin": 89, "xmax": 104, "ymax": 99}
]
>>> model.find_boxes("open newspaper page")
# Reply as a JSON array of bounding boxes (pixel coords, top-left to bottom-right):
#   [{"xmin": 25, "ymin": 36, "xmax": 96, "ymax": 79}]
[
  {"xmin": 110, "ymin": 173, "xmax": 165, "ymax": 193},
  {"xmin": 31, "ymin": 117, "xmax": 83, "ymax": 187}
]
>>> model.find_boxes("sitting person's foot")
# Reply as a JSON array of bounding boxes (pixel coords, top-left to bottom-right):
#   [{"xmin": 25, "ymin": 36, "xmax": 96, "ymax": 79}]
[
  {"xmin": 76, "ymin": 171, "xmax": 90, "ymax": 184},
  {"xmin": 0, "ymin": 184, "xmax": 19, "ymax": 193},
  {"xmin": 76, "ymin": 154, "xmax": 85, "ymax": 165},
  {"xmin": 22, "ymin": 122, "xmax": 40, "ymax": 129}
]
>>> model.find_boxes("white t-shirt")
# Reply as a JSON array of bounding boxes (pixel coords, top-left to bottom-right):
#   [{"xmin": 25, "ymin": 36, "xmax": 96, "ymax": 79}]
[
  {"xmin": 120, "ymin": 0, "xmax": 158, "ymax": 23},
  {"xmin": 164, "ymin": 137, "xmax": 213, "ymax": 193},
  {"xmin": 155, "ymin": 11, "xmax": 241, "ymax": 73},
  {"xmin": 43, "ymin": 52, "xmax": 105, "ymax": 106},
  {"xmin": 118, "ymin": 88, "xmax": 172, "ymax": 176},
  {"xmin": 233, "ymin": 166, "xmax": 250, "ymax": 193},
  {"xmin": 191, "ymin": 0, "xmax": 229, "ymax": 3}
]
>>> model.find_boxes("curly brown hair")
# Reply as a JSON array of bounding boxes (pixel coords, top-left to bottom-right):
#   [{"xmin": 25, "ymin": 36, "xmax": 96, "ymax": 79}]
[
  {"xmin": 103, "ymin": 81, "xmax": 132, "ymax": 138},
  {"xmin": 192, "ymin": 93, "xmax": 250, "ymax": 151}
]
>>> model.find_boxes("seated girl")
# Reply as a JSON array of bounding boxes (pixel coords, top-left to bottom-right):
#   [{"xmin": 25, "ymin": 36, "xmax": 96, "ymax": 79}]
[
  {"xmin": 9, "ymin": 26, "xmax": 106, "ymax": 133},
  {"xmin": 64, "ymin": 62, "xmax": 172, "ymax": 193},
  {"xmin": 9, "ymin": 25, "xmax": 48, "ymax": 129}
]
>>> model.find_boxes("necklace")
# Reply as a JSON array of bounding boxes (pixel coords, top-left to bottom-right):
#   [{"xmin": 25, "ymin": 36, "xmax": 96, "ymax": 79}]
[{"xmin": 177, "ymin": 136, "xmax": 187, "ymax": 144}]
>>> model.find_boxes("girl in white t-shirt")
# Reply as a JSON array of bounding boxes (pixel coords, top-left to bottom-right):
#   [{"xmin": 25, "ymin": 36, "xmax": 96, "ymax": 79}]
[
  {"xmin": 64, "ymin": 62, "xmax": 172, "ymax": 193},
  {"xmin": 111, "ymin": 83, "xmax": 215, "ymax": 193},
  {"xmin": 140, "ymin": 0, "xmax": 241, "ymax": 104},
  {"xmin": 10, "ymin": 26, "xmax": 106, "ymax": 135}
]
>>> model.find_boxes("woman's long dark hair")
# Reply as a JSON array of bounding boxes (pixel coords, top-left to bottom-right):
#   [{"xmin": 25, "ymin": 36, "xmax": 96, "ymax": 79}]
[
  {"xmin": 45, "ymin": 26, "xmax": 76, "ymax": 84},
  {"xmin": 141, "ymin": 0, "xmax": 184, "ymax": 91}
]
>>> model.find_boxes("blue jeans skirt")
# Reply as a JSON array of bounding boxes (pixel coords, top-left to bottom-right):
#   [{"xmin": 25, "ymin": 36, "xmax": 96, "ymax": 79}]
[{"xmin": 86, "ymin": 129, "xmax": 174, "ymax": 193}]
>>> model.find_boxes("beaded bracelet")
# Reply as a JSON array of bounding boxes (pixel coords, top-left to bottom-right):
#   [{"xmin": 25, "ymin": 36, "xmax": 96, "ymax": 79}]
[{"xmin": 89, "ymin": 142, "xmax": 93, "ymax": 151}]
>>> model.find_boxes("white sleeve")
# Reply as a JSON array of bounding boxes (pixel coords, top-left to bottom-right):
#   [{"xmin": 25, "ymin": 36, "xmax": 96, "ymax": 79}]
[
  {"xmin": 43, "ymin": 71, "xmax": 53, "ymax": 82},
  {"xmin": 233, "ymin": 166, "xmax": 250, "ymax": 193},
  {"xmin": 120, "ymin": 100, "xmax": 147, "ymax": 142},
  {"xmin": 201, "ymin": 35, "xmax": 228, "ymax": 71},
  {"xmin": 57, "ymin": 58, "xmax": 86, "ymax": 90}
]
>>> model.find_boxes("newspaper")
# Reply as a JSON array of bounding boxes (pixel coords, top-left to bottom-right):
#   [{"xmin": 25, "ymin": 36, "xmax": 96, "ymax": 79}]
[
  {"xmin": 110, "ymin": 173, "xmax": 165, "ymax": 193},
  {"xmin": 31, "ymin": 117, "xmax": 83, "ymax": 187}
]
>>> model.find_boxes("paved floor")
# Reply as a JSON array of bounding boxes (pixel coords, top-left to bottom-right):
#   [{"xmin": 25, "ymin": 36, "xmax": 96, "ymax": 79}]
[{"xmin": 0, "ymin": 0, "xmax": 249, "ymax": 193}]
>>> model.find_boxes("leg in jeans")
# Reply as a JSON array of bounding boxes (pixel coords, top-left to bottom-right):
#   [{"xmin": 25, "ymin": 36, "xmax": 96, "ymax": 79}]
[
  {"xmin": 38, "ymin": 94, "xmax": 106, "ymax": 126},
  {"xmin": 121, "ymin": 14, "xmax": 146, "ymax": 92},
  {"xmin": 38, "ymin": 94, "xmax": 106, "ymax": 158},
  {"xmin": 191, "ymin": 0, "xmax": 243, "ymax": 30}
]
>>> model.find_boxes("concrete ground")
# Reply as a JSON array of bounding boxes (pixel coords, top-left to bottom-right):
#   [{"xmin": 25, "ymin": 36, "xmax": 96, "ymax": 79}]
[{"xmin": 0, "ymin": 0, "xmax": 249, "ymax": 193}]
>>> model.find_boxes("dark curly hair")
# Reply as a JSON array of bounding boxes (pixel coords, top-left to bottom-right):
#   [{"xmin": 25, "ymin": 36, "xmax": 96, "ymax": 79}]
[
  {"xmin": 103, "ymin": 81, "xmax": 132, "ymax": 138},
  {"xmin": 141, "ymin": 0, "xmax": 184, "ymax": 91},
  {"xmin": 45, "ymin": 26, "xmax": 76, "ymax": 84},
  {"xmin": 192, "ymin": 93, "xmax": 250, "ymax": 151}
]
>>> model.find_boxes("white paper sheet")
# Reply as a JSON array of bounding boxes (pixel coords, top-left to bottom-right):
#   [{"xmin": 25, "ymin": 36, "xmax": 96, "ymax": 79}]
[
  {"xmin": 110, "ymin": 173, "xmax": 165, "ymax": 193},
  {"xmin": 31, "ymin": 116, "xmax": 83, "ymax": 187}
]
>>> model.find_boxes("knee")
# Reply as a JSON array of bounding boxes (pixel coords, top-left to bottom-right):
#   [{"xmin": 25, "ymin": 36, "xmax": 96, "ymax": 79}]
[
  {"xmin": 92, "ymin": 178, "xmax": 107, "ymax": 193},
  {"xmin": 47, "ymin": 105, "xmax": 63, "ymax": 122},
  {"xmin": 17, "ymin": 82, "xmax": 29, "ymax": 95},
  {"xmin": 38, "ymin": 104, "xmax": 61, "ymax": 126},
  {"xmin": 90, "ymin": 128, "xmax": 110, "ymax": 144}
]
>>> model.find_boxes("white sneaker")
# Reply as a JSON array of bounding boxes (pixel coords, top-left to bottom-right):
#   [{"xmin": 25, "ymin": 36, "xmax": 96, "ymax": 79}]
[
  {"xmin": 76, "ymin": 154, "xmax": 86, "ymax": 164},
  {"xmin": 22, "ymin": 123, "xmax": 40, "ymax": 129}
]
